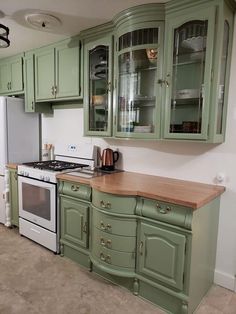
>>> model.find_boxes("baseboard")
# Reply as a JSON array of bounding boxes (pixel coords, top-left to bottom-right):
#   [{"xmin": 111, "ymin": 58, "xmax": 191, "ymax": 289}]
[{"xmin": 214, "ymin": 269, "xmax": 235, "ymax": 291}]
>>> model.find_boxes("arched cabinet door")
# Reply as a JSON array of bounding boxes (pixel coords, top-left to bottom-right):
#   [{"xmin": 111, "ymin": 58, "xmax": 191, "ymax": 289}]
[
  {"xmin": 163, "ymin": 7, "xmax": 215, "ymax": 140},
  {"xmin": 137, "ymin": 221, "xmax": 186, "ymax": 291}
]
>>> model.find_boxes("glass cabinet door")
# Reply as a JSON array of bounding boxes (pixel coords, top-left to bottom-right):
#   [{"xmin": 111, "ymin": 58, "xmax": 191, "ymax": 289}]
[
  {"xmin": 115, "ymin": 26, "xmax": 163, "ymax": 138},
  {"xmin": 164, "ymin": 8, "xmax": 215, "ymax": 140},
  {"xmin": 84, "ymin": 37, "xmax": 112, "ymax": 136}
]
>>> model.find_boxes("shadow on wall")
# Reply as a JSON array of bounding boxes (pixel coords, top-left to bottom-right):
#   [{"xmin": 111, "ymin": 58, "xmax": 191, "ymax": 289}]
[{"xmin": 103, "ymin": 138, "xmax": 220, "ymax": 157}]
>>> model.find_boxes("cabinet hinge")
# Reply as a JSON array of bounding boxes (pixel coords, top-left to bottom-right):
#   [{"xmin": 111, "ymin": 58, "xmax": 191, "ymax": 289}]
[
  {"xmin": 79, "ymin": 40, "xmax": 82, "ymax": 50},
  {"xmin": 183, "ymin": 273, "xmax": 185, "ymax": 285},
  {"xmin": 115, "ymin": 41, "xmax": 117, "ymax": 51},
  {"xmin": 79, "ymin": 86, "xmax": 81, "ymax": 95}
]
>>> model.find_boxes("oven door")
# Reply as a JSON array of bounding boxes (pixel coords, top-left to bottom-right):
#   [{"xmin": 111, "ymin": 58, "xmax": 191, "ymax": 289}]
[{"xmin": 18, "ymin": 176, "xmax": 56, "ymax": 232}]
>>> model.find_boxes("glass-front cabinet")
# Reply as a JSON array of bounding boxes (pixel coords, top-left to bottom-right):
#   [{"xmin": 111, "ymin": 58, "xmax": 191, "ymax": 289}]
[
  {"xmin": 163, "ymin": 8, "xmax": 216, "ymax": 140},
  {"xmin": 115, "ymin": 25, "xmax": 163, "ymax": 138},
  {"xmin": 84, "ymin": 36, "xmax": 113, "ymax": 136}
]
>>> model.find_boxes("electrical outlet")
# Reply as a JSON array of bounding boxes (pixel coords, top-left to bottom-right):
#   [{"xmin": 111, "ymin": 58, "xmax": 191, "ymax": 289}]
[{"xmin": 68, "ymin": 144, "xmax": 77, "ymax": 152}]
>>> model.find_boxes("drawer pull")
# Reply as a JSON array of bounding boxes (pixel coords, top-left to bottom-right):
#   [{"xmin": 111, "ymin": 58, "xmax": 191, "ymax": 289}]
[
  {"xmin": 139, "ymin": 241, "xmax": 143, "ymax": 255},
  {"xmin": 159, "ymin": 206, "xmax": 172, "ymax": 214},
  {"xmin": 71, "ymin": 185, "xmax": 79, "ymax": 192},
  {"xmin": 100, "ymin": 221, "xmax": 112, "ymax": 231},
  {"xmin": 100, "ymin": 237, "xmax": 112, "ymax": 248},
  {"xmin": 100, "ymin": 200, "xmax": 111, "ymax": 209},
  {"xmin": 100, "ymin": 252, "xmax": 106, "ymax": 261}
]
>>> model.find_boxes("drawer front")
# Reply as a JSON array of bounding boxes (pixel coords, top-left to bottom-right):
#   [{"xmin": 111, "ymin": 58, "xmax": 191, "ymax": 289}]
[
  {"xmin": 92, "ymin": 227, "xmax": 136, "ymax": 252},
  {"xmin": 92, "ymin": 244, "xmax": 135, "ymax": 269},
  {"xmin": 137, "ymin": 198, "xmax": 192, "ymax": 229},
  {"xmin": 92, "ymin": 189, "xmax": 136, "ymax": 214},
  {"xmin": 58, "ymin": 180, "xmax": 91, "ymax": 201},
  {"xmin": 92, "ymin": 207, "xmax": 137, "ymax": 236}
]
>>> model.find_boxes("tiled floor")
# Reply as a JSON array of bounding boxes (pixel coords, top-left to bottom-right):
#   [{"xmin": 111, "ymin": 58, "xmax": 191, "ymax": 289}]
[{"xmin": 195, "ymin": 285, "xmax": 236, "ymax": 314}]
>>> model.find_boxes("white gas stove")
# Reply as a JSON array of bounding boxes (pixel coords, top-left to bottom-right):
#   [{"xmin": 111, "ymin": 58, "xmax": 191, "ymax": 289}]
[{"xmin": 17, "ymin": 144, "xmax": 97, "ymax": 253}]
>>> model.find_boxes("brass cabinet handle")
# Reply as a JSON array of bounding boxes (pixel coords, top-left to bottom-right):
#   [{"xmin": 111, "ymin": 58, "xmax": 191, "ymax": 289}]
[
  {"xmin": 71, "ymin": 185, "xmax": 79, "ymax": 192},
  {"xmin": 100, "ymin": 200, "xmax": 111, "ymax": 209},
  {"xmin": 7, "ymin": 82, "xmax": 10, "ymax": 90},
  {"xmin": 107, "ymin": 81, "xmax": 112, "ymax": 92},
  {"xmin": 54, "ymin": 85, "xmax": 57, "ymax": 94},
  {"xmin": 100, "ymin": 252, "xmax": 111, "ymax": 264},
  {"xmin": 139, "ymin": 241, "xmax": 143, "ymax": 256},
  {"xmin": 51, "ymin": 86, "xmax": 55, "ymax": 95},
  {"xmin": 159, "ymin": 206, "xmax": 171, "ymax": 214},
  {"xmin": 82, "ymin": 222, "xmax": 87, "ymax": 233},
  {"xmin": 100, "ymin": 221, "xmax": 111, "ymax": 231},
  {"xmin": 100, "ymin": 252, "xmax": 106, "ymax": 261},
  {"xmin": 100, "ymin": 237, "xmax": 112, "ymax": 248}
]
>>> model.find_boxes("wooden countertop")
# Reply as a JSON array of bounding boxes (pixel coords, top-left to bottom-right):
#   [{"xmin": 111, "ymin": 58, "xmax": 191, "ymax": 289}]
[
  {"xmin": 6, "ymin": 163, "xmax": 18, "ymax": 169},
  {"xmin": 57, "ymin": 171, "xmax": 225, "ymax": 209}
]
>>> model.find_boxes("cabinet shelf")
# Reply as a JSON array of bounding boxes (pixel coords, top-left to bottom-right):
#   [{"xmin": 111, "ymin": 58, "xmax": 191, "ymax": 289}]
[{"xmin": 119, "ymin": 66, "xmax": 157, "ymax": 75}]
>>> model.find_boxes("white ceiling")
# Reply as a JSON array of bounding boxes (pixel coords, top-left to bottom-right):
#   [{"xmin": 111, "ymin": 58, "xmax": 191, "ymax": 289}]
[{"xmin": 0, "ymin": 0, "xmax": 168, "ymax": 58}]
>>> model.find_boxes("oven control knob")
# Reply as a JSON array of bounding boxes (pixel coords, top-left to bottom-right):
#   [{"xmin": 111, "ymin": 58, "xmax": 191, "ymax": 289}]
[
  {"xmin": 45, "ymin": 176, "xmax": 50, "ymax": 182},
  {"xmin": 39, "ymin": 175, "xmax": 44, "ymax": 180}
]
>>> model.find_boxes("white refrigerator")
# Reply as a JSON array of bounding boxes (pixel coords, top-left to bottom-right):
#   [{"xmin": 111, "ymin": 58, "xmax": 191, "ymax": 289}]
[{"xmin": 0, "ymin": 97, "xmax": 40, "ymax": 224}]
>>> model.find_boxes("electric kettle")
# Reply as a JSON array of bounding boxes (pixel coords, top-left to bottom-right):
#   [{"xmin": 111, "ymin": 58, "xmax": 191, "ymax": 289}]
[{"xmin": 98, "ymin": 148, "xmax": 120, "ymax": 171}]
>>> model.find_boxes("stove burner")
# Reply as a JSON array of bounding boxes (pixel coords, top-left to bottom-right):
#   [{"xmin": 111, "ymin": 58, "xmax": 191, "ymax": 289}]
[{"xmin": 23, "ymin": 160, "xmax": 88, "ymax": 171}]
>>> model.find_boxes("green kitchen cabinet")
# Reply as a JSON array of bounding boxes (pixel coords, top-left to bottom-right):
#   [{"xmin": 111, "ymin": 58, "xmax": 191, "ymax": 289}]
[
  {"xmin": 83, "ymin": 35, "xmax": 113, "ymax": 137},
  {"xmin": 0, "ymin": 54, "xmax": 24, "ymax": 95},
  {"xmin": 35, "ymin": 37, "xmax": 82, "ymax": 102},
  {"xmin": 60, "ymin": 196, "xmax": 89, "ymax": 249},
  {"xmin": 163, "ymin": 0, "xmax": 235, "ymax": 142},
  {"xmin": 113, "ymin": 4, "xmax": 165, "ymax": 139},
  {"xmin": 58, "ymin": 180, "xmax": 92, "ymax": 268},
  {"xmin": 24, "ymin": 51, "xmax": 52, "ymax": 113},
  {"xmin": 8, "ymin": 168, "xmax": 19, "ymax": 227}
]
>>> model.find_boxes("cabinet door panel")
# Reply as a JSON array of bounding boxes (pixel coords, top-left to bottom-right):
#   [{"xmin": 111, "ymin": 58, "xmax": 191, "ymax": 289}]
[
  {"xmin": 138, "ymin": 222, "xmax": 186, "ymax": 290},
  {"xmin": 60, "ymin": 197, "xmax": 89, "ymax": 248},
  {"xmin": 35, "ymin": 48, "xmax": 55, "ymax": 100},
  {"xmin": 9, "ymin": 169, "xmax": 19, "ymax": 227},
  {"xmin": 0, "ymin": 62, "xmax": 9, "ymax": 93},
  {"xmin": 84, "ymin": 36, "xmax": 113, "ymax": 136},
  {"xmin": 10, "ymin": 57, "xmax": 23, "ymax": 92},
  {"xmin": 56, "ymin": 39, "xmax": 80, "ymax": 98},
  {"xmin": 163, "ymin": 7, "xmax": 215, "ymax": 140}
]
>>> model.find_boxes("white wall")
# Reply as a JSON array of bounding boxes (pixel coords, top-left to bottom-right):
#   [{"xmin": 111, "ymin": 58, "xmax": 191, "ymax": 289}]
[{"xmin": 42, "ymin": 21, "xmax": 236, "ymax": 291}]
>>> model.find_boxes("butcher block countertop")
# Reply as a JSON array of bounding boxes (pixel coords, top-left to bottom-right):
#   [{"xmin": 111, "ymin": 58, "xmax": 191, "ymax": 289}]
[
  {"xmin": 57, "ymin": 171, "xmax": 225, "ymax": 209},
  {"xmin": 6, "ymin": 163, "xmax": 18, "ymax": 169}
]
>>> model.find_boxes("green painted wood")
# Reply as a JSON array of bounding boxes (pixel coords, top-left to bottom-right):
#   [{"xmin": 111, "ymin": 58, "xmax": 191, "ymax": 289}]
[
  {"xmin": 60, "ymin": 196, "xmax": 89, "ymax": 248},
  {"xmin": 58, "ymin": 180, "xmax": 91, "ymax": 201},
  {"xmin": 137, "ymin": 221, "xmax": 186, "ymax": 291},
  {"xmin": 136, "ymin": 197, "xmax": 192, "ymax": 229},
  {"xmin": 92, "ymin": 189, "xmax": 136, "ymax": 214},
  {"xmin": 163, "ymin": 6, "xmax": 216, "ymax": 140},
  {"xmin": 35, "ymin": 47, "xmax": 55, "ymax": 100},
  {"xmin": 9, "ymin": 169, "xmax": 19, "ymax": 227},
  {"xmin": 60, "ymin": 243, "xmax": 90, "ymax": 269},
  {"xmin": 0, "ymin": 54, "xmax": 24, "ymax": 95},
  {"xmin": 55, "ymin": 37, "xmax": 81, "ymax": 99},
  {"xmin": 92, "ymin": 226, "xmax": 136, "ymax": 252},
  {"xmin": 92, "ymin": 205, "xmax": 137, "ymax": 236},
  {"xmin": 91, "ymin": 242, "xmax": 135, "ymax": 269},
  {"xmin": 83, "ymin": 35, "xmax": 113, "ymax": 137},
  {"xmin": 0, "ymin": 61, "xmax": 9, "ymax": 93}
]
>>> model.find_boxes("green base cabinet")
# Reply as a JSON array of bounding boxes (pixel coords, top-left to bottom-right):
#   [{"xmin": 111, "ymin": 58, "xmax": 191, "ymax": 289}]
[
  {"xmin": 59, "ymin": 180, "xmax": 91, "ymax": 269},
  {"xmin": 9, "ymin": 169, "xmax": 19, "ymax": 227},
  {"xmin": 59, "ymin": 182, "xmax": 221, "ymax": 314}
]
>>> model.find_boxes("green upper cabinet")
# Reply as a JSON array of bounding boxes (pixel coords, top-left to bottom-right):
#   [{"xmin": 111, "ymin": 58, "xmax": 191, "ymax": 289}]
[
  {"xmin": 83, "ymin": 35, "xmax": 113, "ymax": 136},
  {"xmin": 0, "ymin": 54, "xmax": 24, "ymax": 95},
  {"xmin": 35, "ymin": 37, "xmax": 82, "ymax": 102},
  {"xmin": 163, "ymin": 0, "xmax": 235, "ymax": 142},
  {"xmin": 113, "ymin": 5, "xmax": 165, "ymax": 139}
]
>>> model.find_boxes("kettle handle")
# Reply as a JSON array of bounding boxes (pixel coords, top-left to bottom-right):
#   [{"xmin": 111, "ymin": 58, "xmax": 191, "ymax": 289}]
[{"xmin": 113, "ymin": 151, "xmax": 119, "ymax": 163}]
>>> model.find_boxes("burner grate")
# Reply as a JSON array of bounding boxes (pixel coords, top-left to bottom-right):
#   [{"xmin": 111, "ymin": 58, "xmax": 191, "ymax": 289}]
[{"xmin": 23, "ymin": 160, "xmax": 88, "ymax": 171}]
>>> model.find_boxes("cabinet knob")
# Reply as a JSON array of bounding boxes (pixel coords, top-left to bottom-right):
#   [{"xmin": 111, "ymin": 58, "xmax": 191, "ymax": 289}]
[
  {"xmin": 100, "ymin": 252, "xmax": 106, "ymax": 261},
  {"xmin": 71, "ymin": 185, "xmax": 79, "ymax": 192},
  {"xmin": 100, "ymin": 200, "xmax": 111, "ymax": 209}
]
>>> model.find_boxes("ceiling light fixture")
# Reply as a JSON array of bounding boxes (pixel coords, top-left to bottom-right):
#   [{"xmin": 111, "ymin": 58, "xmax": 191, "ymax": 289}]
[{"xmin": 0, "ymin": 24, "xmax": 10, "ymax": 48}]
